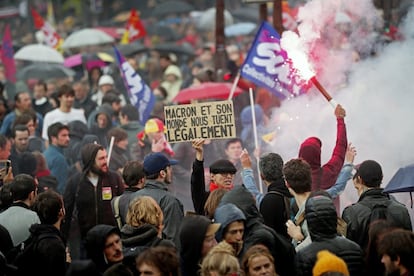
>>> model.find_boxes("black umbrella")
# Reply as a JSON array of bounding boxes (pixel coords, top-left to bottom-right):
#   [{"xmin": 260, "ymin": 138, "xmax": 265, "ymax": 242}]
[
  {"xmin": 153, "ymin": 42, "xmax": 195, "ymax": 56},
  {"xmin": 17, "ymin": 63, "xmax": 76, "ymax": 81},
  {"xmin": 151, "ymin": 1, "xmax": 194, "ymax": 17},
  {"xmin": 384, "ymin": 164, "xmax": 414, "ymax": 207},
  {"xmin": 146, "ymin": 25, "xmax": 180, "ymax": 41},
  {"xmin": 231, "ymin": 7, "xmax": 260, "ymax": 23}
]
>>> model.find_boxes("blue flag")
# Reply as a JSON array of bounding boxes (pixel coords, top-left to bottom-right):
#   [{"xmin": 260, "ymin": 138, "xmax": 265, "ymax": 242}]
[
  {"xmin": 113, "ymin": 46, "xmax": 155, "ymax": 124},
  {"xmin": 240, "ymin": 21, "xmax": 307, "ymax": 99}
]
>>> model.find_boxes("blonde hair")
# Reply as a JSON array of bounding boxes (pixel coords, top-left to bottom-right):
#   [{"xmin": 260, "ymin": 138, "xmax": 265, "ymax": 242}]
[
  {"xmin": 126, "ymin": 196, "xmax": 163, "ymax": 228},
  {"xmin": 241, "ymin": 244, "xmax": 276, "ymax": 276},
  {"xmin": 200, "ymin": 241, "xmax": 240, "ymax": 276}
]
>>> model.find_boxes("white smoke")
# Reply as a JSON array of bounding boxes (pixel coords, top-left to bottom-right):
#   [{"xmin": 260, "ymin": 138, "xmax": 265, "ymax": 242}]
[{"xmin": 269, "ymin": 1, "xmax": 414, "ymax": 218}]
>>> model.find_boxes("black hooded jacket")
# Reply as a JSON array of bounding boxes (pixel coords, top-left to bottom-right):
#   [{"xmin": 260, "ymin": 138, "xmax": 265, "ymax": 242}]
[
  {"xmin": 260, "ymin": 179, "xmax": 292, "ymax": 239},
  {"xmin": 85, "ymin": 224, "xmax": 120, "ymax": 273},
  {"xmin": 295, "ymin": 196, "xmax": 363, "ymax": 276},
  {"xmin": 179, "ymin": 215, "xmax": 212, "ymax": 276},
  {"xmin": 62, "ymin": 144, "xmax": 124, "ymax": 239},
  {"xmin": 121, "ymin": 223, "xmax": 175, "ymax": 272},
  {"xmin": 25, "ymin": 223, "xmax": 66, "ymax": 276},
  {"xmin": 220, "ymin": 185, "xmax": 296, "ymax": 276}
]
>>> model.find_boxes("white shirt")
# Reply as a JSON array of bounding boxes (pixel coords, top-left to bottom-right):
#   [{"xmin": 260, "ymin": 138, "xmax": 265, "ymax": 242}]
[{"xmin": 42, "ymin": 108, "xmax": 87, "ymax": 140}]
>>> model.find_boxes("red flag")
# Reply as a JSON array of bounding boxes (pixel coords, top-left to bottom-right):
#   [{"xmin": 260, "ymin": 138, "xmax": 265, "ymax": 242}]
[
  {"xmin": 1, "ymin": 24, "xmax": 16, "ymax": 83},
  {"xmin": 121, "ymin": 9, "xmax": 146, "ymax": 44},
  {"xmin": 31, "ymin": 8, "xmax": 63, "ymax": 50},
  {"xmin": 31, "ymin": 8, "xmax": 44, "ymax": 29}
]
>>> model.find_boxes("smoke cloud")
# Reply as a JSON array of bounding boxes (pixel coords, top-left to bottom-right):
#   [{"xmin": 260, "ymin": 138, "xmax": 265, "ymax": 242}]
[{"xmin": 268, "ymin": 0, "xmax": 414, "ymax": 216}]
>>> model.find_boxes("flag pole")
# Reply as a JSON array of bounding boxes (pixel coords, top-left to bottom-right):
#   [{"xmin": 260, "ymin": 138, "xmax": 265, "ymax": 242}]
[
  {"xmin": 107, "ymin": 136, "xmax": 115, "ymax": 166},
  {"xmin": 227, "ymin": 71, "xmax": 241, "ymax": 100},
  {"xmin": 249, "ymin": 88, "xmax": 264, "ymax": 193}
]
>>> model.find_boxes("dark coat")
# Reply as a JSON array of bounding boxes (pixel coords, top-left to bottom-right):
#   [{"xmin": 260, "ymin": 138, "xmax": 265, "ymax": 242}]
[
  {"xmin": 62, "ymin": 170, "xmax": 124, "ymax": 239},
  {"xmin": 221, "ymin": 185, "xmax": 296, "ymax": 276},
  {"xmin": 260, "ymin": 179, "xmax": 292, "ymax": 239},
  {"xmin": 27, "ymin": 223, "xmax": 66, "ymax": 276},
  {"xmin": 190, "ymin": 159, "xmax": 210, "ymax": 215},
  {"xmin": 85, "ymin": 224, "xmax": 120, "ymax": 273},
  {"xmin": 295, "ymin": 196, "xmax": 363, "ymax": 276},
  {"xmin": 342, "ymin": 188, "xmax": 412, "ymax": 250},
  {"xmin": 122, "ymin": 223, "xmax": 175, "ymax": 274},
  {"xmin": 179, "ymin": 215, "xmax": 212, "ymax": 276},
  {"xmin": 108, "ymin": 145, "xmax": 131, "ymax": 172}
]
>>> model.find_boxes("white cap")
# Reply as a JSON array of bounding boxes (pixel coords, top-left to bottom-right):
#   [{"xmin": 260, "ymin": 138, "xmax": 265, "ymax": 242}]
[{"xmin": 98, "ymin": 75, "xmax": 114, "ymax": 86}]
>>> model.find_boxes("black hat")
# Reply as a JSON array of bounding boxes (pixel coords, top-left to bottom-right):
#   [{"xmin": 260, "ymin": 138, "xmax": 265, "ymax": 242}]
[
  {"xmin": 209, "ymin": 159, "xmax": 237, "ymax": 174},
  {"xmin": 356, "ymin": 160, "xmax": 383, "ymax": 187}
]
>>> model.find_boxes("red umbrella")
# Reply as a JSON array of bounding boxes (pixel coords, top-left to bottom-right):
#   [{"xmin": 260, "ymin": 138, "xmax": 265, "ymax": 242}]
[{"xmin": 173, "ymin": 82, "xmax": 243, "ymax": 103}]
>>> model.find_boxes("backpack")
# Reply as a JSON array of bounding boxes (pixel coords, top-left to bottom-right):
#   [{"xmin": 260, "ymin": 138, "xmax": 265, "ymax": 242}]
[
  {"xmin": 7, "ymin": 233, "xmax": 57, "ymax": 273},
  {"xmin": 360, "ymin": 199, "xmax": 392, "ymax": 225}
]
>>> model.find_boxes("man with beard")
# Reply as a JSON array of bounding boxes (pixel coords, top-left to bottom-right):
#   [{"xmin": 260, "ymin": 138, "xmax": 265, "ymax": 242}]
[
  {"xmin": 62, "ymin": 143, "xmax": 124, "ymax": 258},
  {"xmin": 134, "ymin": 152, "xmax": 183, "ymax": 247},
  {"xmin": 378, "ymin": 229, "xmax": 414, "ymax": 276}
]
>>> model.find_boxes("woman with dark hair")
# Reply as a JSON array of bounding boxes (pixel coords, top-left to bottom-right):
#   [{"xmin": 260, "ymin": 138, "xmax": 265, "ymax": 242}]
[
  {"xmin": 365, "ymin": 220, "xmax": 395, "ymax": 276},
  {"xmin": 88, "ymin": 67, "xmax": 103, "ymax": 95}
]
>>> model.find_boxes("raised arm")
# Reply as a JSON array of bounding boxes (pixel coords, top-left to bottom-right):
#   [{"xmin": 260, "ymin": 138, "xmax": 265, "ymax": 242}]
[
  {"xmin": 190, "ymin": 139, "xmax": 209, "ymax": 214},
  {"xmin": 326, "ymin": 143, "xmax": 356, "ymax": 198},
  {"xmin": 241, "ymin": 149, "xmax": 264, "ymax": 205}
]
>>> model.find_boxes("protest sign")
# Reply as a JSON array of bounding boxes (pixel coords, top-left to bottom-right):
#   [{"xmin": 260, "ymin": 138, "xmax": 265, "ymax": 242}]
[{"xmin": 164, "ymin": 101, "xmax": 236, "ymax": 143}]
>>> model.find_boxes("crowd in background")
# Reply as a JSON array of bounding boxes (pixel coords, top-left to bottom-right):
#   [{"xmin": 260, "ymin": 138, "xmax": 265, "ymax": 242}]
[{"xmin": 0, "ymin": 0, "xmax": 413, "ymax": 275}]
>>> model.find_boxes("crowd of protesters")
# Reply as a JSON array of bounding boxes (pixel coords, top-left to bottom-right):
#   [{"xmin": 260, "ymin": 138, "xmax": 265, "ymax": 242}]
[{"xmin": 0, "ymin": 0, "xmax": 413, "ymax": 275}]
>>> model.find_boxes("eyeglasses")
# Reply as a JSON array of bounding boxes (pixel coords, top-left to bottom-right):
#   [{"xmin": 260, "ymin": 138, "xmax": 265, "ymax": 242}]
[{"xmin": 218, "ymin": 172, "xmax": 235, "ymax": 177}]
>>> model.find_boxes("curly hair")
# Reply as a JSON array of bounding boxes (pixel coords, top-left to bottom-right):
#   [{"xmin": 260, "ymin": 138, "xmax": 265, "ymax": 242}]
[
  {"xmin": 136, "ymin": 246, "xmax": 180, "ymax": 276},
  {"xmin": 126, "ymin": 196, "xmax": 163, "ymax": 229},
  {"xmin": 283, "ymin": 158, "xmax": 312, "ymax": 194}
]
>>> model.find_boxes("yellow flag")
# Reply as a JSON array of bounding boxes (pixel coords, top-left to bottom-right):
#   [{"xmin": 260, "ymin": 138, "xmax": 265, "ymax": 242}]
[
  {"xmin": 262, "ymin": 131, "xmax": 276, "ymax": 143},
  {"xmin": 121, "ymin": 29, "xmax": 129, "ymax": 44}
]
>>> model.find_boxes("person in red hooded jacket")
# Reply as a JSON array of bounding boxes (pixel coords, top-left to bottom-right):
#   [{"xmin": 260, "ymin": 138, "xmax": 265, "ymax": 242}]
[{"xmin": 298, "ymin": 104, "xmax": 347, "ymax": 211}]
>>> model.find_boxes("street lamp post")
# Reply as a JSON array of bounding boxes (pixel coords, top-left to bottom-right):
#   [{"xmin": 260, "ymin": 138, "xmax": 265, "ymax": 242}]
[
  {"xmin": 215, "ymin": 0, "xmax": 227, "ymax": 80},
  {"xmin": 273, "ymin": 0, "xmax": 283, "ymax": 34}
]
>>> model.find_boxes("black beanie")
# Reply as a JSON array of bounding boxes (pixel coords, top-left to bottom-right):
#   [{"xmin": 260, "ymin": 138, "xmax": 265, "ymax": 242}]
[{"xmin": 210, "ymin": 159, "xmax": 237, "ymax": 174}]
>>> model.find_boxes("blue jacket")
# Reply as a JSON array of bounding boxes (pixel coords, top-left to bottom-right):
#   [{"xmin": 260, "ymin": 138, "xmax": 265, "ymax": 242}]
[
  {"xmin": 43, "ymin": 144, "xmax": 69, "ymax": 194},
  {"xmin": 0, "ymin": 110, "xmax": 43, "ymax": 137}
]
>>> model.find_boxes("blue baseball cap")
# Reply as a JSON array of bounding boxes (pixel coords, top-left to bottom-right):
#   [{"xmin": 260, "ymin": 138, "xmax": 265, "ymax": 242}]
[{"xmin": 143, "ymin": 153, "xmax": 178, "ymax": 175}]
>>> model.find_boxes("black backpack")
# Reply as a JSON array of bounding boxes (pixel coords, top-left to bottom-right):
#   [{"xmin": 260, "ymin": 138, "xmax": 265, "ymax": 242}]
[{"xmin": 7, "ymin": 233, "xmax": 57, "ymax": 274}]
